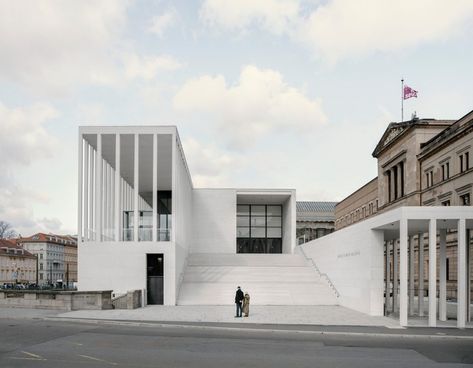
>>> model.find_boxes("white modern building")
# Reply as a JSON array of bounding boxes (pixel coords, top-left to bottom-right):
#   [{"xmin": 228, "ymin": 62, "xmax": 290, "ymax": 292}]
[
  {"xmin": 301, "ymin": 206, "xmax": 473, "ymax": 328},
  {"xmin": 78, "ymin": 126, "xmax": 298, "ymax": 305}
]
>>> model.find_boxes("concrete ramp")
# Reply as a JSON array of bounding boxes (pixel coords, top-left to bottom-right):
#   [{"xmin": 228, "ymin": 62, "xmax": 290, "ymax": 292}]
[{"xmin": 178, "ymin": 253, "xmax": 339, "ymax": 305}]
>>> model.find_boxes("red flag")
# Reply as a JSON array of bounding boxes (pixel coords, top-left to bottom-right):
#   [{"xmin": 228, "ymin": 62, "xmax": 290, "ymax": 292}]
[{"xmin": 403, "ymin": 85, "xmax": 418, "ymax": 100}]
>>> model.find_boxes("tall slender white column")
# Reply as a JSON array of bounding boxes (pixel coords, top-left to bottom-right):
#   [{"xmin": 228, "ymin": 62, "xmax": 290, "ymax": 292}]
[
  {"xmin": 152, "ymin": 134, "xmax": 158, "ymax": 242},
  {"xmin": 439, "ymin": 228, "xmax": 447, "ymax": 321},
  {"xmin": 77, "ymin": 134, "xmax": 83, "ymax": 243},
  {"xmin": 458, "ymin": 218, "xmax": 467, "ymax": 328},
  {"xmin": 418, "ymin": 233, "xmax": 424, "ymax": 317},
  {"xmin": 95, "ymin": 134, "xmax": 102, "ymax": 241},
  {"xmin": 171, "ymin": 134, "xmax": 176, "ymax": 243},
  {"xmin": 104, "ymin": 162, "xmax": 108, "ymax": 239},
  {"xmin": 111, "ymin": 164, "xmax": 114, "ymax": 239},
  {"xmin": 399, "ymin": 218, "xmax": 408, "ymax": 326},
  {"xmin": 83, "ymin": 143, "xmax": 89, "ymax": 241},
  {"xmin": 114, "ymin": 134, "xmax": 120, "ymax": 241},
  {"xmin": 108, "ymin": 164, "xmax": 112, "ymax": 237},
  {"xmin": 385, "ymin": 241, "xmax": 391, "ymax": 313},
  {"xmin": 134, "ymin": 134, "xmax": 139, "ymax": 242},
  {"xmin": 428, "ymin": 219, "xmax": 437, "ymax": 327},
  {"xmin": 90, "ymin": 150, "xmax": 95, "ymax": 239},
  {"xmin": 409, "ymin": 235, "xmax": 415, "ymax": 315},
  {"xmin": 393, "ymin": 240, "xmax": 398, "ymax": 312}
]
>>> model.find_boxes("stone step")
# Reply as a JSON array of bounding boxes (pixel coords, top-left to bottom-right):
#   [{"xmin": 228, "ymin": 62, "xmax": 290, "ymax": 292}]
[
  {"xmin": 183, "ymin": 266, "xmax": 323, "ymax": 283},
  {"xmin": 187, "ymin": 253, "xmax": 309, "ymax": 267},
  {"xmin": 178, "ymin": 282, "xmax": 338, "ymax": 305}
]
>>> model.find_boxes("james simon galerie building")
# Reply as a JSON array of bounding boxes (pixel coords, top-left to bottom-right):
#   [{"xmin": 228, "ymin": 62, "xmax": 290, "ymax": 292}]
[{"xmin": 77, "ymin": 110, "xmax": 473, "ymax": 328}]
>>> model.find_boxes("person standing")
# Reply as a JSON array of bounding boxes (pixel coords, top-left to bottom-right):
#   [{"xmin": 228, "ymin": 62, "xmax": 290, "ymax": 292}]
[
  {"xmin": 235, "ymin": 286, "xmax": 244, "ymax": 317},
  {"xmin": 242, "ymin": 292, "xmax": 250, "ymax": 317}
]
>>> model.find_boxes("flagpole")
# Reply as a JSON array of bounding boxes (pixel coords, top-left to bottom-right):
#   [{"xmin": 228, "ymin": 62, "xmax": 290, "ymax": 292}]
[{"xmin": 401, "ymin": 78, "xmax": 404, "ymax": 122}]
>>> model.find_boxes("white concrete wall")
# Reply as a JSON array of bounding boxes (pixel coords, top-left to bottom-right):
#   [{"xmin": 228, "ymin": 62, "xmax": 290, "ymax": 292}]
[
  {"xmin": 191, "ymin": 189, "xmax": 237, "ymax": 254},
  {"xmin": 283, "ymin": 193, "xmax": 296, "ymax": 254},
  {"xmin": 301, "ymin": 219, "xmax": 384, "ymax": 316},
  {"xmin": 173, "ymin": 136, "xmax": 193, "ymax": 297},
  {"xmin": 78, "ymin": 241, "xmax": 176, "ymax": 305}
]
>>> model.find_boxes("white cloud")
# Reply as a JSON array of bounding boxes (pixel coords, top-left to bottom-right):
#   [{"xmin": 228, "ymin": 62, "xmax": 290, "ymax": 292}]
[
  {"xmin": 0, "ymin": 185, "xmax": 64, "ymax": 236},
  {"xmin": 0, "ymin": 0, "xmax": 129, "ymax": 94},
  {"xmin": 183, "ymin": 138, "xmax": 243, "ymax": 186},
  {"xmin": 199, "ymin": 0, "xmax": 473, "ymax": 63},
  {"xmin": 0, "ymin": 101, "xmax": 68, "ymax": 236},
  {"xmin": 173, "ymin": 65, "xmax": 327, "ymax": 148},
  {"xmin": 0, "ymin": 102, "xmax": 58, "ymax": 168},
  {"xmin": 200, "ymin": 0, "xmax": 300, "ymax": 34},
  {"xmin": 125, "ymin": 54, "xmax": 183, "ymax": 80},
  {"xmin": 301, "ymin": 0, "xmax": 473, "ymax": 63},
  {"xmin": 149, "ymin": 9, "xmax": 177, "ymax": 37}
]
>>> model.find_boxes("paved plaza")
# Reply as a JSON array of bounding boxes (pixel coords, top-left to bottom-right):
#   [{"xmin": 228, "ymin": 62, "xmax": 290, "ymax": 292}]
[{"xmin": 55, "ymin": 305, "xmax": 400, "ymax": 327}]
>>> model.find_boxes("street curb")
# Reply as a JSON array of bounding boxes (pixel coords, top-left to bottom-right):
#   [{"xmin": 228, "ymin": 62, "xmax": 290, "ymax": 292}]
[{"xmin": 45, "ymin": 317, "xmax": 473, "ymax": 341}]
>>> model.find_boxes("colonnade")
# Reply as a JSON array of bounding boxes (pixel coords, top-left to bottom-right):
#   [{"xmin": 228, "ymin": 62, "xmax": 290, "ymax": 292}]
[
  {"xmin": 386, "ymin": 161, "xmax": 404, "ymax": 203},
  {"xmin": 385, "ymin": 218, "xmax": 470, "ymax": 328},
  {"xmin": 78, "ymin": 133, "xmax": 163, "ymax": 242}
]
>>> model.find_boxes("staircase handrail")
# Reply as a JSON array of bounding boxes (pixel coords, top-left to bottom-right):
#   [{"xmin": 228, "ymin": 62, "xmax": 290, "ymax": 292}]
[{"xmin": 298, "ymin": 246, "xmax": 340, "ymax": 298}]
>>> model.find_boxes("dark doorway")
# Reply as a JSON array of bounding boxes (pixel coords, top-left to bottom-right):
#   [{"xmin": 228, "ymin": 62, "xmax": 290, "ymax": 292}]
[{"xmin": 147, "ymin": 254, "xmax": 164, "ymax": 305}]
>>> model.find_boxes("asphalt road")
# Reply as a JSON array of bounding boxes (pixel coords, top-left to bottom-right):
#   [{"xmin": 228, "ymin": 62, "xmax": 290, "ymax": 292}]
[{"xmin": 0, "ymin": 318, "xmax": 472, "ymax": 368}]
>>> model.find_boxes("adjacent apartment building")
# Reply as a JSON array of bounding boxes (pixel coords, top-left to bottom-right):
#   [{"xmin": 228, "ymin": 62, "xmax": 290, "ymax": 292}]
[
  {"xmin": 0, "ymin": 239, "xmax": 36, "ymax": 284},
  {"xmin": 78, "ymin": 126, "xmax": 296, "ymax": 305},
  {"xmin": 17, "ymin": 233, "xmax": 78, "ymax": 286}
]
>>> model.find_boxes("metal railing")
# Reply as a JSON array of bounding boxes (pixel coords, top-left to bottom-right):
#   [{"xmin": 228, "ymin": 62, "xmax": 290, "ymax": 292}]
[
  {"xmin": 298, "ymin": 246, "xmax": 340, "ymax": 298},
  {"xmin": 122, "ymin": 228, "xmax": 171, "ymax": 241}
]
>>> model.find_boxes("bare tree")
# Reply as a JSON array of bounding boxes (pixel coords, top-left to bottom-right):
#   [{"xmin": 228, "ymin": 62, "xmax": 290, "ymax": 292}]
[{"xmin": 0, "ymin": 221, "xmax": 17, "ymax": 239}]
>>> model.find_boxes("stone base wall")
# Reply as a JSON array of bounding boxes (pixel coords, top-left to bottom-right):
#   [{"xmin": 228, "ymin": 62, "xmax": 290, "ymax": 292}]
[
  {"xmin": 112, "ymin": 290, "xmax": 142, "ymax": 309},
  {"xmin": 0, "ymin": 290, "xmax": 113, "ymax": 311}
]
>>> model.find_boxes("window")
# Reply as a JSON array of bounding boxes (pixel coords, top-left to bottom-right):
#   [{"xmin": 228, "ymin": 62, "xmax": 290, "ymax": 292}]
[
  {"xmin": 441, "ymin": 162, "xmax": 450, "ymax": 181},
  {"xmin": 426, "ymin": 170, "xmax": 433, "ymax": 188},
  {"xmin": 441, "ymin": 200, "xmax": 450, "ymax": 206},
  {"xmin": 466, "ymin": 152, "xmax": 470, "ymax": 170},
  {"xmin": 460, "ymin": 193, "xmax": 471, "ymax": 206},
  {"xmin": 237, "ymin": 204, "xmax": 282, "ymax": 253}
]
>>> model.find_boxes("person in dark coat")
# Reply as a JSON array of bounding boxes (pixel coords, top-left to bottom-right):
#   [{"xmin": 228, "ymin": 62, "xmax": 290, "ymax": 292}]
[{"xmin": 235, "ymin": 286, "xmax": 244, "ymax": 317}]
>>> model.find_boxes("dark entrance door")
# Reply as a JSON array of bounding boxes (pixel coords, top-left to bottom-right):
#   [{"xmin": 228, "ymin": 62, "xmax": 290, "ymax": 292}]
[{"xmin": 147, "ymin": 254, "xmax": 164, "ymax": 305}]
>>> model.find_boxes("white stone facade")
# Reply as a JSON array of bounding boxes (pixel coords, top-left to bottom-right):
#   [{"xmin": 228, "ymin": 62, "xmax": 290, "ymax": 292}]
[{"xmin": 78, "ymin": 126, "xmax": 296, "ymax": 305}]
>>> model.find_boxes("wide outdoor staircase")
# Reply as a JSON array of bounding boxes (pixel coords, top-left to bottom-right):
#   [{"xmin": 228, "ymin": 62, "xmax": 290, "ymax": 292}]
[{"xmin": 177, "ymin": 253, "xmax": 339, "ymax": 305}]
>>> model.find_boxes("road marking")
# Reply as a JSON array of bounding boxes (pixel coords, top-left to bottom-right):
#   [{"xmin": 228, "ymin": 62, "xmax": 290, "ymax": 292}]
[
  {"xmin": 21, "ymin": 351, "xmax": 44, "ymax": 359},
  {"xmin": 78, "ymin": 354, "xmax": 118, "ymax": 365}
]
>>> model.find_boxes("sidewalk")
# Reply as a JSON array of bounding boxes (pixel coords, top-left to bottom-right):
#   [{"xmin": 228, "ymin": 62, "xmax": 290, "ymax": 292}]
[{"xmin": 55, "ymin": 305, "xmax": 401, "ymax": 328}]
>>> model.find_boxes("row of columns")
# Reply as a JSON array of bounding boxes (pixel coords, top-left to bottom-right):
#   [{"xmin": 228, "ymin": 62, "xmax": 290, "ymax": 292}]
[
  {"xmin": 385, "ymin": 218, "xmax": 469, "ymax": 328},
  {"xmin": 386, "ymin": 161, "xmax": 404, "ymax": 203},
  {"xmin": 78, "ymin": 133, "xmax": 162, "ymax": 242}
]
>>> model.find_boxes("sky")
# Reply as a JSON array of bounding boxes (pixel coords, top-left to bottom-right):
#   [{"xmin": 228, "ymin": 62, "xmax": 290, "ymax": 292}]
[{"xmin": 1, "ymin": 0, "xmax": 473, "ymax": 236}]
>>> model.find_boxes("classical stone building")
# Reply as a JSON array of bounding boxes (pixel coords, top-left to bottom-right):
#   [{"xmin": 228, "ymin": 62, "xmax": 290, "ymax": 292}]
[
  {"xmin": 17, "ymin": 233, "xmax": 77, "ymax": 286},
  {"xmin": 296, "ymin": 201, "xmax": 336, "ymax": 244},
  {"xmin": 0, "ymin": 239, "xmax": 36, "ymax": 284},
  {"xmin": 333, "ymin": 110, "xmax": 473, "ymax": 322},
  {"xmin": 335, "ymin": 111, "xmax": 472, "ymax": 228}
]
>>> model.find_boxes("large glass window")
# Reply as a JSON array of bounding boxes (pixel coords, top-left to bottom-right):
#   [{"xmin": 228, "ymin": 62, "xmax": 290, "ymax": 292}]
[
  {"xmin": 237, "ymin": 204, "xmax": 282, "ymax": 253},
  {"xmin": 122, "ymin": 191, "xmax": 172, "ymax": 241}
]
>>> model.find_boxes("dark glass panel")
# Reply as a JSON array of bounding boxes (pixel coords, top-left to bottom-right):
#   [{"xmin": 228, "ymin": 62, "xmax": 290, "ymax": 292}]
[
  {"xmin": 267, "ymin": 205, "xmax": 282, "ymax": 216},
  {"xmin": 237, "ymin": 205, "xmax": 250, "ymax": 216}
]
